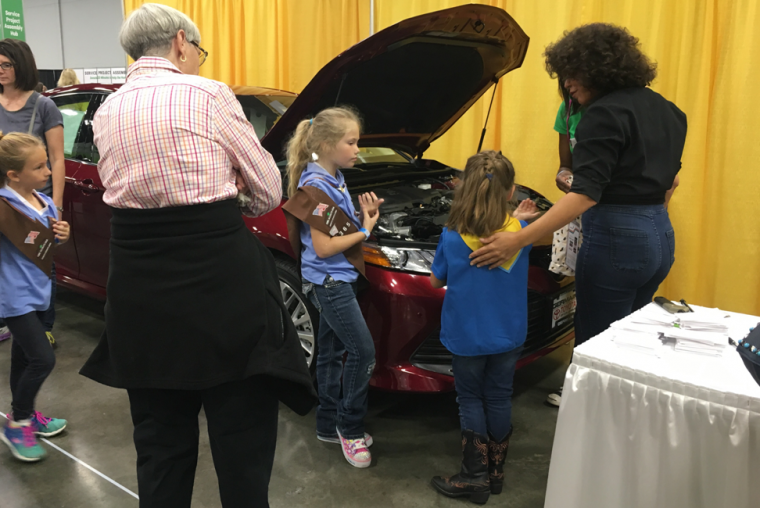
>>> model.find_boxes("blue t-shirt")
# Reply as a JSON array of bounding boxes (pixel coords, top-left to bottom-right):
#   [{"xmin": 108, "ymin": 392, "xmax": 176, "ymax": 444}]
[
  {"xmin": 431, "ymin": 225, "xmax": 532, "ymax": 357},
  {"xmin": 0, "ymin": 186, "xmax": 57, "ymax": 318},
  {"xmin": 298, "ymin": 163, "xmax": 361, "ymax": 285}
]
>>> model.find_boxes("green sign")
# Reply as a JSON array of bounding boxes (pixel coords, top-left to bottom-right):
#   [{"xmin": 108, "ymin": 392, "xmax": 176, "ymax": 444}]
[{"xmin": 0, "ymin": 0, "xmax": 25, "ymax": 41}]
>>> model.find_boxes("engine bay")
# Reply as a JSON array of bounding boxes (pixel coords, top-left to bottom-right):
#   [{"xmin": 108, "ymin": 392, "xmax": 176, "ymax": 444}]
[
  {"xmin": 336, "ymin": 160, "xmax": 555, "ymax": 245},
  {"xmin": 367, "ymin": 183, "xmax": 454, "ymax": 243},
  {"xmin": 349, "ymin": 176, "xmax": 552, "ymax": 245}
]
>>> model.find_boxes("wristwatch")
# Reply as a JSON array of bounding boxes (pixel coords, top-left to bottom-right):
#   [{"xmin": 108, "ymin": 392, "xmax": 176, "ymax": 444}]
[{"xmin": 56, "ymin": 206, "xmax": 64, "ymax": 212}]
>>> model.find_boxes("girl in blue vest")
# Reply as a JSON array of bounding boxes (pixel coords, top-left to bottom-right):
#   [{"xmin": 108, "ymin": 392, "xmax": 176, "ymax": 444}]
[
  {"xmin": 429, "ymin": 150, "xmax": 540, "ymax": 503},
  {"xmin": 286, "ymin": 107, "xmax": 383, "ymax": 468},
  {"xmin": 0, "ymin": 132, "xmax": 69, "ymax": 462}
]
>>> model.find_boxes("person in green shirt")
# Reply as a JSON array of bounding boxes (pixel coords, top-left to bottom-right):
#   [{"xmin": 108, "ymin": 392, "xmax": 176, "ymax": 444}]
[{"xmin": 553, "ymin": 95, "xmax": 583, "ymax": 192}]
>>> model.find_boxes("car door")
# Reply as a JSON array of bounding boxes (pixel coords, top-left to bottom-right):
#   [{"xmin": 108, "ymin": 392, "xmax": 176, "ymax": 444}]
[
  {"xmin": 49, "ymin": 91, "xmax": 93, "ymax": 282},
  {"xmin": 62, "ymin": 93, "xmax": 112, "ymax": 289}
]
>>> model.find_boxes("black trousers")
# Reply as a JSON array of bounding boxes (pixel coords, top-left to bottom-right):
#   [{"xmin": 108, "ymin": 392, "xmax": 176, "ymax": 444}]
[
  {"xmin": 5, "ymin": 311, "xmax": 56, "ymax": 421},
  {"xmin": 127, "ymin": 376, "xmax": 279, "ymax": 508}
]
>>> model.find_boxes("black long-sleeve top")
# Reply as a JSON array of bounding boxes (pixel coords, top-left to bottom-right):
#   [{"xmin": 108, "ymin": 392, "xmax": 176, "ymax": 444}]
[{"xmin": 570, "ymin": 87, "xmax": 687, "ymax": 205}]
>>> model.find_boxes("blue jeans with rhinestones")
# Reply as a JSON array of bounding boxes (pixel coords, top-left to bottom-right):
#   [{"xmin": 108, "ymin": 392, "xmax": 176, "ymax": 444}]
[{"xmin": 303, "ymin": 276, "xmax": 375, "ymax": 440}]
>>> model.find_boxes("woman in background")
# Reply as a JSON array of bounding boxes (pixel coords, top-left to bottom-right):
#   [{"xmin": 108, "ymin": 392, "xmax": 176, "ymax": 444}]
[{"xmin": 56, "ymin": 69, "xmax": 79, "ymax": 87}]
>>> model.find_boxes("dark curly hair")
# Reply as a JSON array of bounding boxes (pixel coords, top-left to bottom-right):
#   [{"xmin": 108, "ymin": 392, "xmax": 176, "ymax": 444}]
[{"xmin": 544, "ymin": 23, "xmax": 657, "ymax": 96}]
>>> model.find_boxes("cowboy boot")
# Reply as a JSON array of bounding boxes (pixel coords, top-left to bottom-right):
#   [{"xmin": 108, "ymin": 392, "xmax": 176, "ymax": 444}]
[
  {"xmin": 431, "ymin": 429, "xmax": 491, "ymax": 504},
  {"xmin": 488, "ymin": 428, "xmax": 512, "ymax": 494}
]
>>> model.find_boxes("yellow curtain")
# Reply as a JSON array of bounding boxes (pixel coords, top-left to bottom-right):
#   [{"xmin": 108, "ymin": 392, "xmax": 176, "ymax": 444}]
[
  {"xmin": 123, "ymin": 0, "xmax": 371, "ymax": 92},
  {"xmin": 375, "ymin": 0, "xmax": 760, "ymax": 316},
  {"xmin": 122, "ymin": 0, "xmax": 760, "ymax": 315}
]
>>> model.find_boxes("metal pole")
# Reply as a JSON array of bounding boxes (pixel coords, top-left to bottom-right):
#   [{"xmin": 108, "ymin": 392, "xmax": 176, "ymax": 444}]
[{"xmin": 369, "ymin": 0, "xmax": 375, "ymax": 35}]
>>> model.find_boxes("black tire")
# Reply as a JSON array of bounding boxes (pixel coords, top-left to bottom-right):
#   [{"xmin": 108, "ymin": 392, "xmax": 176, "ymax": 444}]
[{"xmin": 274, "ymin": 257, "xmax": 319, "ymax": 376}]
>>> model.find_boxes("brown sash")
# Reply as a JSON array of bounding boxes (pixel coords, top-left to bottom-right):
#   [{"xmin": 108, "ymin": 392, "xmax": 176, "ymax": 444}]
[
  {"xmin": 281, "ymin": 185, "xmax": 365, "ymax": 278},
  {"xmin": 0, "ymin": 197, "xmax": 55, "ymax": 277}
]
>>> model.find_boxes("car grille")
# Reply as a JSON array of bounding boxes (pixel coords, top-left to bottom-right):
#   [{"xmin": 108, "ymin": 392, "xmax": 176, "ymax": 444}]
[{"xmin": 410, "ymin": 283, "xmax": 576, "ymax": 376}]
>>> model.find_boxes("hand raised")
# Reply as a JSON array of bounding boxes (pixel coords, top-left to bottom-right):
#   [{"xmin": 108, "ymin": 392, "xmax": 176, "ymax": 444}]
[
  {"xmin": 359, "ymin": 192, "xmax": 384, "ymax": 218},
  {"xmin": 513, "ymin": 199, "xmax": 541, "ymax": 222}
]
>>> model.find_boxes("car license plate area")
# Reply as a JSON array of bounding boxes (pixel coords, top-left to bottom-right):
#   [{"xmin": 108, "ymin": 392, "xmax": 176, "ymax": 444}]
[{"xmin": 552, "ymin": 288, "xmax": 576, "ymax": 329}]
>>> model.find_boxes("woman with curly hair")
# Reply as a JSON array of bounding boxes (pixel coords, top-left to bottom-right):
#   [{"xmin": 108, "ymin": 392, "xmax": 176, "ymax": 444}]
[{"xmin": 471, "ymin": 23, "xmax": 687, "ymax": 403}]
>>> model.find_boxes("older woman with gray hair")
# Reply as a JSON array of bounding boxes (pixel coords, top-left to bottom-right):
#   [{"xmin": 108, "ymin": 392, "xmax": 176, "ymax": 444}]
[{"xmin": 79, "ymin": 4, "xmax": 315, "ymax": 508}]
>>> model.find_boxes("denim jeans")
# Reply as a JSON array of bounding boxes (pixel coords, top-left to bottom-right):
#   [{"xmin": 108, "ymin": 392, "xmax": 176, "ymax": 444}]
[
  {"xmin": 303, "ymin": 277, "xmax": 375, "ymax": 440},
  {"xmin": 452, "ymin": 346, "xmax": 523, "ymax": 441},
  {"xmin": 5, "ymin": 311, "xmax": 56, "ymax": 421},
  {"xmin": 574, "ymin": 203, "xmax": 675, "ymax": 346}
]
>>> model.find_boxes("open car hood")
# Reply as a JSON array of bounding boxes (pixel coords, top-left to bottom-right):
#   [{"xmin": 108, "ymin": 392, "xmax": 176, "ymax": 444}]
[{"xmin": 262, "ymin": 4, "xmax": 529, "ymax": 159}]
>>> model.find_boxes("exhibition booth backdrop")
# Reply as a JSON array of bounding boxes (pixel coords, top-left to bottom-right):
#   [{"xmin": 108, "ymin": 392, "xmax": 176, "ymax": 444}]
[{"xmin": 123, "ymin": 0, "xmax": 760, "ymax": 316}]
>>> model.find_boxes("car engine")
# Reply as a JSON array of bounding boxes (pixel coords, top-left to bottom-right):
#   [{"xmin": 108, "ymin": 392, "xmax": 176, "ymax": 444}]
[
  {"xmin": 352, "ymin": 182, "xmax": 455, "ymax": 244},
  {"xmin": 349, "ymin": 177, "xmax": 554, "ymax": 244}
]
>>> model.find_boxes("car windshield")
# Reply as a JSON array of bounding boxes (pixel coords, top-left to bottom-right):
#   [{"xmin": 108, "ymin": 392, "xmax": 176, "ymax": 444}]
[
  {"xmin": 235, "ymin": 94, "xmax": 296, "ymax": 139},
  {"xmin": 355, "ymin": 147, "xmax": 410, "ymax": 165},
  {"xmin": 236, "ymin": 95, "xmax": 410, "ymax": 166}
]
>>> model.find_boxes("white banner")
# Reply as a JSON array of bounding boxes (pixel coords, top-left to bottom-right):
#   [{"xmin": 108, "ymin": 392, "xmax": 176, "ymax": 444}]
[
  {"xmin": 83, "ymin": 68, "xmax": 98, "ymax": 84},
  {"xmin": 96, "ymin": 68, "xmax": 112, "ymax": 84},
  {"xmin": 111, "ymin": 68, "xmax": 126, "ymax": 84}
]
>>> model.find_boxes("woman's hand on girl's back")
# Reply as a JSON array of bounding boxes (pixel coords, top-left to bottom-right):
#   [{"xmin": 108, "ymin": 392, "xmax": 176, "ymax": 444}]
[{"xmin": 359, "ymin": 192, "xmax": 384, "ymax": 231}]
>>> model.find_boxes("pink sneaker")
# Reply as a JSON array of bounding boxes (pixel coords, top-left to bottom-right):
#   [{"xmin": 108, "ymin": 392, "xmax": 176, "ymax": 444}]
[
  {"xmin": 337, "ymin": 428, "xmax": 372, "ymax": 468},
  {"xmin": 0, "ymin": 326, "xmax": 10, "ymax": 342}
]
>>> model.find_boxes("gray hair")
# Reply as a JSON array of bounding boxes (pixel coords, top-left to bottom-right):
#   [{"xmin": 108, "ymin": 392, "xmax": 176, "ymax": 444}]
[{"xmin": 119, "ymin": 3, "xmax": 201, "ymax": 60}]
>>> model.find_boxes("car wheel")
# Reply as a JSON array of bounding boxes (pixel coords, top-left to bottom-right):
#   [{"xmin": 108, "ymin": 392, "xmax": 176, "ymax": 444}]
[{"xmin": 275, "ymin": 258, "xmax": 319, "ymax": 374}]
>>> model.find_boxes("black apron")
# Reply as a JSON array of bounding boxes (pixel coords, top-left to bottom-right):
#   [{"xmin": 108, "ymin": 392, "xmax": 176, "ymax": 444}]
[{"xmin": 79, "ymin": 199, "xmax": 316, "ymax": 415}]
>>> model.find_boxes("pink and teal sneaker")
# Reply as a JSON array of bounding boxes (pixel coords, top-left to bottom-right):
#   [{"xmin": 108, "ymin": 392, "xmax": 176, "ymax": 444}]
[
  {"xmin": 7, "ymin": 411, "xmax": 68, "ymax": 437},
  {"xmin": 1, "ymin": 420, "xmax": 47, "ymax": 462},
  {"xmin": 30, "ymin": 411, "xmax": 67, "ymax": 437},
  {"xmin": 337, "ymin": 427, "xmax": 372, "ymax": 468}
]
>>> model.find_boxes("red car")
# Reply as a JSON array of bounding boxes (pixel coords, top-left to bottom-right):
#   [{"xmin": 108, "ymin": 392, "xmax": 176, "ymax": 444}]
[{"xmin": 47, "ymin": 5, "xmax": 575, "ymax": 392}]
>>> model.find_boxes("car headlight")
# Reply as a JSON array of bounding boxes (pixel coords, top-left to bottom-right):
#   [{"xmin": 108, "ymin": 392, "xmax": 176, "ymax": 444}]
[{"xmin": 362, "ymin": 243, "xmax": 436, "ymax": 274}]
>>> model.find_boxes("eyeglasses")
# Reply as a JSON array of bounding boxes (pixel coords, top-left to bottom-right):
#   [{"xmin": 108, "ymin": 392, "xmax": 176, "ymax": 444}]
[
  {"xmin": 0, "ymin": 62, "xmax": 14, "ymax": 71},
  {"xmin": 190, "ymin": 41, "xmax": 208, "ymax": 67}
]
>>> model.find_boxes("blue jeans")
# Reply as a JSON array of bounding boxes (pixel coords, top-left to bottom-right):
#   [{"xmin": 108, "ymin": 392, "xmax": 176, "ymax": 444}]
[
  {"xmin": 575, "ymin": 204, "xmax": 675, "ymax": 346},
  {"xmin": 304, "ymin": 277, "xmax": 375, "ymax": 440},
  {"xmin": 452, "ymin": 346, "xmax": 523, "ymax": 441}
]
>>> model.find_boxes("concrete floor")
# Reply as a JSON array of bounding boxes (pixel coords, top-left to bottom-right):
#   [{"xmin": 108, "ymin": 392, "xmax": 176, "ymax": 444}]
[{"xmin": 0, "ymin": 289, "xmax": 572, "ymax": 508}]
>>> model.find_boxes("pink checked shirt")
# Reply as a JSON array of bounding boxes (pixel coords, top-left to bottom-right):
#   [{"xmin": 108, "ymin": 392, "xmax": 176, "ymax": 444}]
[{"xmin": 93, "ymin": 57, "xmax": 281, "ymax": 216}]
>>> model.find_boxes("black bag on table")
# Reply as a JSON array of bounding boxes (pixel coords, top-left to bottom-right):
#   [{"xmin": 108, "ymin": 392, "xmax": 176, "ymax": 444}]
[{"xmin": 737, "ymin": 325, "xmax": 760, "ymax": 387}]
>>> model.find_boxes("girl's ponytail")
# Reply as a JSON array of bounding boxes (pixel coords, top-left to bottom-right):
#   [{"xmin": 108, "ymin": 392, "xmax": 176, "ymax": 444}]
[
  {"xmin": 286, "ymin": 119, "xmax": 313, "ymax": 198},
  {"xmin": 285, "ymin": 107, "xmax": 362, "ymax": 198},
  {"xmin": 0, "ymin": 131, "xmax": 44, "ymax": 185}
]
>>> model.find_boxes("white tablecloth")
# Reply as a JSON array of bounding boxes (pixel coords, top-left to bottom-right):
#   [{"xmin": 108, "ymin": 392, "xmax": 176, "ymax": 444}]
[{"xmin": 544, "ymin": 306, "xmax": 760, "ymax": 508}]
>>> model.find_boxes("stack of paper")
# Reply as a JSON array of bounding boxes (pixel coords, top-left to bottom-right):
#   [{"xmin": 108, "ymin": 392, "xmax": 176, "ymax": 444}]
[
  {"xmin": 663, "ymin": 327, "xmax": 727, "ymax": 356},
  {"xmin": 666, "ymin": 308, "xmax": 729, "ymax": 356},
  {"xmin": 608, "ymin": 304, "xmax": 730, "ymax": 357}
]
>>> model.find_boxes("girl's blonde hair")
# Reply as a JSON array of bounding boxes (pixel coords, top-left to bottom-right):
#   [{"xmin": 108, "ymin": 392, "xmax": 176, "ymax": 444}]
[
  {"xmin": 57, "ymin": 69, "xmax": 80, "ymax": 87},
  {"xmin": 285, "ymin": 107, "xmax": 361, "ymax": 198},
  {"xmin": 0, "ymin": 131, "xmax": 45, "ymax": 185},
  {"xmin": 446, "ymin": 150, "xmax": 516, "ymax": 238}
]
